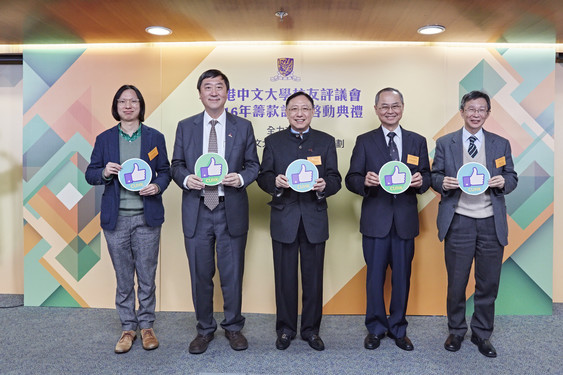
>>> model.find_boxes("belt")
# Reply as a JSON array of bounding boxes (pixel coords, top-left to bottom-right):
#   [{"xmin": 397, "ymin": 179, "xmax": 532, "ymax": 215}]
[{"xmin": 201, "ymin": 196, "xmax": 225, "ymax": 202}]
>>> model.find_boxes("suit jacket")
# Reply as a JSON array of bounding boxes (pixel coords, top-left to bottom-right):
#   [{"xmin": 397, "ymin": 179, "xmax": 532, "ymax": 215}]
[
  {"xmin": 345, "ymin": 126, "xmax": 431, "ymax": 240},
  {"xmin": 257, "ymin": 127, "xmax": 341, "ymax": 244},
  {"xmin": 85, "ymin": 124, "xmax": 171, "ymax": 230},
  {"xmin": 170, "ymin": 111, "xmax": 259, "ymax": 238},
  {"xmin": 431, "ymin": 128, "xmax": 518, "ymax": 246}
]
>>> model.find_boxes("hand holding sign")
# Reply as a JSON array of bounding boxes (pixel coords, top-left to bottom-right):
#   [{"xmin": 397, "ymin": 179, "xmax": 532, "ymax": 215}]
[
  {"xmin": 124, "ymin": 163, "xmax": 146, "ymax": 184},
  {"xmin": 384, "ymin": 165, "xmax": 406, "ymax": 186},
  {"xmin": 292, "ymin": 164, "xmax": 313, "ymax": 184},
  {"xmin": 462, "ymin": 167, "xmax": 485, "ymax": 187},
  {"xmin": 201, "ymin": 157, "xmax": 223, "ymax": 178}
]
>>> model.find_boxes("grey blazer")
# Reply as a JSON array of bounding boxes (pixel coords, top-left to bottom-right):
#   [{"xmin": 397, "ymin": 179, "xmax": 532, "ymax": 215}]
[
  {"xmin": 431, "ymin": 128, "xmax": 518, "ymax": 246},
  {"xmin": 170, "ymin": 111, "xmax": 260, "ymax": 237}
]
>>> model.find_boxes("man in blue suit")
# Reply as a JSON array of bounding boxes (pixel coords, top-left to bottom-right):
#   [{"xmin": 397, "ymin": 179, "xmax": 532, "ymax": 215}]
[
  {"xmin": 346, "ymin": 87, "xmax": 430, "ymax": 351},
  {"xmin": 432, "ymin": 90, "xmax": 518, "ymax": 358},
  {"xmin": 171, "ymin": 70, "xmax": 259, "ymax": 354}
]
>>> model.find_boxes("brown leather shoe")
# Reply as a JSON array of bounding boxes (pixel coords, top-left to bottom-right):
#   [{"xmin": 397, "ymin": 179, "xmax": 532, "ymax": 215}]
[
  {"xmin": 225, "ymin": 330, "xmax": 248, "ymax": 351},
  {"xmin": 115, "ymin": 330, "xmax": 136, "ymax": 354},
  {"xmin": 141, "ymin": 328, "xmax": 159, "ymax": 350},
  {"xmin": 189, "ymin": 333, "xmax": 214, "ymax": 354}
]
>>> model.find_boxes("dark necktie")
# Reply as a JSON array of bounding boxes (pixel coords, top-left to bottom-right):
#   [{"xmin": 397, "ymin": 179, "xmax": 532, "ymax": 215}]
[
  {"xmin": 388, "ymin": 132, "xmax": 399, "ymax": 161},
  {"xmin": 204, "ymin": 119, "xmax": 219, "ymax": 210},
  {"xmin": 468, "ymin": 135, "xmax": 478, "ymax": 158}
]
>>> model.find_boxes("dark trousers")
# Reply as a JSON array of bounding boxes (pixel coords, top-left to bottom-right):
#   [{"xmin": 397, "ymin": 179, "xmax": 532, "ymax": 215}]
[
  {"xmin": 445, "ymin": 214, "xmax": 504, "ymax": 339},
  {"xmin": 272, "ymin": 220, "xmax": 325, "ymax": 340},
  {"xmin": 184, "ymin": 200, "xmax": 247, "ymax": 336},
  {"xmin": 363, "ymin": 222, "xmax": 414, "ymax": 338}
]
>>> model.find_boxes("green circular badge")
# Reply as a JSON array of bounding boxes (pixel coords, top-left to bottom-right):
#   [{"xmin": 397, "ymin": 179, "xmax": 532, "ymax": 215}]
[
  {"xmin": 194, "ymin": 153, "xmax": 228, "ymax": 186},
  {"xmin": 378, "ymin": 161, "xmax": 412, "ymax": 195}
]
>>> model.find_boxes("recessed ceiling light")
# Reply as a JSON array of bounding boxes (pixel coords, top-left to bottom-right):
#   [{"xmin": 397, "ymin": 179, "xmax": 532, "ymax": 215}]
[
  {"xmin": 417, "ymin": 25, "xmax": 446, "ymax": 35},
  {"xmin": 145, "ymin": 26, "xmax": 172, "ymax": 36}
]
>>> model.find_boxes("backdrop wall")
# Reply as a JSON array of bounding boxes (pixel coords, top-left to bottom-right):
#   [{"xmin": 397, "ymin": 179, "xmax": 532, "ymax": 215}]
[{"xmin": 20, "ymin": 43, "xmax": 555, "ymax": 315}]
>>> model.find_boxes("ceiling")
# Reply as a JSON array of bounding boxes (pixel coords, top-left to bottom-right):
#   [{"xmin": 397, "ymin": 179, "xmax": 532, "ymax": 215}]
[{"xmin": 0, "ymin": 0, "xmax": 562, "ymax": 45}]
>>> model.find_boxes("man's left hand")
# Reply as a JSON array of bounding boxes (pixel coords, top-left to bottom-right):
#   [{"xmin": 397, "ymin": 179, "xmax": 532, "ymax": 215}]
[
  {"xmin": 410, "ymin": 172, "xmax": 423, "ymax": 188},
  {"xmin": 222, "ymin": 173, "xmax": 242, "ymax": 187},
  {"xmin": 313, "ymin": 178, "xmax": 326, "ymax": 192},
  {"xmin": 488, "ymin": 175, "xmax": 505, "ymax": 189}
]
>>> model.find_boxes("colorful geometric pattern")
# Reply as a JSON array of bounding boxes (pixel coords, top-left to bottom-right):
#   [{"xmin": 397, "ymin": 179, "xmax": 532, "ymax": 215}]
[
  {"xmin": 22, "ymin": 46, "xmax": 214, "ymax": 307},
  {"xmin": 22, "ymin": 45, "xmax": 553, "ymax": 315}
]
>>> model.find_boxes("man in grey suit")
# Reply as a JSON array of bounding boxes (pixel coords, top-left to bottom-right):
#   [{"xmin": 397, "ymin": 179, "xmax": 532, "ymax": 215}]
[
  {"xmin": 171, "ymin": 69, "xmax": 259, "ymax": 354},
  {"xmin": 432, "ymin": 90, "xmax": 518, "ymax": 358}
]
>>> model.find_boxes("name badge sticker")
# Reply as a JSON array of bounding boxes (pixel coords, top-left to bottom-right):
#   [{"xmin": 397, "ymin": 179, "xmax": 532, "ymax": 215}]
[
  {"xmin": 307, "ymin": 155, "xmax": 322, "ymax": 166},
  {"xmin": 406, "ymin": 154, "xmax": 419, "ymax": 166},
  {"xmin": 148, "ymin": 147, "xmax": 159, "ymax": 161},
  {"xmin": 495, "ymin": 156, "xmax": 506, "ymax": 168}
]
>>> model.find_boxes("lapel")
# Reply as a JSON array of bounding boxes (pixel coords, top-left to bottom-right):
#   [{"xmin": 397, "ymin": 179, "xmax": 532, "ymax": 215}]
[
  {"xmin": 400, "ymin": 126, "xmax": 409, "ymax": 164},
  {"xmin": 109, "ymin": 125, "xmax": 120, "ymax": 162},
  {"xmin": 449, "ymin": 128, "xmax": 464, "ymax": 171},
  {"xmin": 225, "ymin": 112, "xmax": 238, "ymax": 162},
  {"xmin": 140, "ymin": 124, "xmax": 150, "ymax": 163},
  {"xmin": 191, "ymin": 112, "xmax": 205, "ymax": 162},
  {"xmin": 372, "ymin": 127, "xmax": 391, "ymax": 162},
  {"xmin": 483, "ymin": 129, "xmax": 495, "ymax": 172}
]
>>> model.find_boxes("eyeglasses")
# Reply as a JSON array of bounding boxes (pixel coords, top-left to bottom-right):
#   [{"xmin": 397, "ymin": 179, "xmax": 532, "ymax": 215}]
[
  {"xmin": 463, "ymin": 107, "xmax": 488, "ymax": 115},
  {"xmin": 377, "ymin": 104, "xmax": 402, "ymax": 113},
  {"xmin": 287, "ymin": 107, "xmax": 312, "ymax": 114},
  {"xmin": 117, "ymin": 99, "xmax": 140, "ymax": 105}
]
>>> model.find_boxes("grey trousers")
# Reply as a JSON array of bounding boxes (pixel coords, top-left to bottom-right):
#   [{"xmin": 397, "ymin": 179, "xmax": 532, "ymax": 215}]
[
  {"xmin": 184, "ymin": 200, "xmax": 246, "ymax": 336},
  {"xmin": 104, "ymin": 214, "xmax": 161, "ymax": 331}
]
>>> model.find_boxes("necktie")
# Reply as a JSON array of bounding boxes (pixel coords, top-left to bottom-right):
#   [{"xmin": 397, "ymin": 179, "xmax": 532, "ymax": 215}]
[
  {"xmin": 468, "ymin": 135, "xmax": 478, "ymax": 158},
  {"xmin": 388, "ymin": 132, "xmax": 399, "ymax": 161},
  {"xmin": 204, "ymin": 119, "xmax": 219, "ymax": 210}
]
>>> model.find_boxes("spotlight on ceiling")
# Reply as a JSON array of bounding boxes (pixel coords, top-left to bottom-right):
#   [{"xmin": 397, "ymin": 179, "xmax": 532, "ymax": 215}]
[
  {"xmin": 417, "ymin": 25, "xmax": 446, "ymax": 35},
  {"xmin": 275, "ymin": 9, "xmax": 288, "ymax": 22},
  {"xmin": 145, "ymin": 26, "xmax": 173, "ymax": 36}
]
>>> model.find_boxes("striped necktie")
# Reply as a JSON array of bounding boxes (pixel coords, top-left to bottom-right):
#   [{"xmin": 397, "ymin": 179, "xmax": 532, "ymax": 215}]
[
  {"xmin": 204, "ymin": 119, "xmax": 219, "ymax": 210},
  {"xmin": 468, "ymin": 135, "xmax": 478, "ymax": 158}
]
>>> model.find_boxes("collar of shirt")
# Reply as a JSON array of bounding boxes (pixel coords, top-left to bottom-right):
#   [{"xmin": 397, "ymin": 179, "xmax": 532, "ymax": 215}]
[
  {"xmin": 203, "ymin": 110, "xmax": 227, "ymax": 156},
  {"xmin": 381, "ymin": 125, "xmax": 402, "ymax": 146},
  {"xmin": 290, "ymin": 126, "xmax": 311, "ymax": 138},
  {"xmin": 462, "ymin": 127, "xmax": 483, "ymax": 152},
  {"xmin": 118, "ymin": 123, "xmax": 142, "ymax": 142}
]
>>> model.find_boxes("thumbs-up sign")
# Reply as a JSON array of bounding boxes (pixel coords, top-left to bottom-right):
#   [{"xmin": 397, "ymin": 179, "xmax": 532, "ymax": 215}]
[
  {"xmin": 462, "ymin": 167, "xmax": 485, "ymax": 187},
  {"xmin": 384, "ymin": 165, "xmax": 406, "ymax": 186},
  {"xmin": 200, "ymin": 157, "xmax": 223, "ymax": 178},
  {"xmin": 291, "ymin": 164, "xmax": 313, "ymax": 184},
  {"xmin": 124, "ymin": 163, "xmax": 146, "ymax": 183}
]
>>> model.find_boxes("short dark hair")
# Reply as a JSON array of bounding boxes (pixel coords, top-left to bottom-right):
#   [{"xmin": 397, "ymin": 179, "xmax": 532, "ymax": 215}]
[
  {"xmin": 197, "ymin": 69, "xmax": 230, "ymax": 92},
  {"xmin": 285, "ymin": 91, "xmax": 314, "ymax": 107},
  {"xmin": 375, "ymin": 87, "xmax": 404, "ymax": 105},
  {"xmin": 111, "ymin": 85, "xmax": 145, "ymax": 122},
  {"xmin": 460, "ymin": 90, "xmax": 491, "ymax": 111}
]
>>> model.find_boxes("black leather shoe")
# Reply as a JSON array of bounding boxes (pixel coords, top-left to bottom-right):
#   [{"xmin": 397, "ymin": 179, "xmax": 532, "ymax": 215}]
[
  {"xmin": 393, "ymin": 336, "xmax": 414, "ymax": 351},
  {"xmin": 444, "ymin": 334, "xmax": 464, "ymax": 352},
  {"xmin": 276, "ymin": 333, "xmax": 292, "ymax": 350},
  {"xmin": 471, "ymin": 334, "xmax": 497, "ymax": 358},
  {"xmin": 225, "ymin": 330, "xmax": 248, "ymax": 351},
  {"xmin": 364, "ymin": 333, "xmax": 385, "ymax": 350},
  {"xmin": 189, "ymin": 333, "xmax": 214, "ymax": 354},
  {"xmin": 305, "ymin": 334, "xmax": 325, "ymax": 351}
]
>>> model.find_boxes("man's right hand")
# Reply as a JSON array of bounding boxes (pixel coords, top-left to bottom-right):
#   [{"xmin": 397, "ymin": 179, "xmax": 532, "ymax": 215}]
[
  {"xmin": 442, "ymin": 176, "xmax": 459, "ymax": 191},
  {"xmin": 364, "ymin": 171, "xmax": 380, "ymax": 187},
  {"xmin": 187, "ymin": 174, "xmax": 205, "ymax": 190},
  {"xmin": 103, "ymin": 162, "xmax": 121, "ymax": 178}
]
